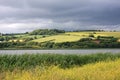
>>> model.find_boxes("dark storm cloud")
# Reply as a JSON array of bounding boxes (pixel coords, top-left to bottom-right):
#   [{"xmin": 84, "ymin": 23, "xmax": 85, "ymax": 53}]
[{"xmin": 0, "ymin": 0, "xmax": 120, "ymax": 33}]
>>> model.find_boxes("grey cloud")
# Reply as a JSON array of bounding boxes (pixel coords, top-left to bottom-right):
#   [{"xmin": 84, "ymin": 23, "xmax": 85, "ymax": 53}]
[{"xmin": 0, "ymin": 0, "xmax": 120, "ymax": 33}]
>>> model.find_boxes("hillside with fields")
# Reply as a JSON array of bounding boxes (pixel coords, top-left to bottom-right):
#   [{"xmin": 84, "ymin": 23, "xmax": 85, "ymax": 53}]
[
  {"xmin": 0, "ymin": 29, "xmax": 120, "ymax": 49},
  {"xmin": 32, "ymin": 31, "xmax": 120, "ymax": 43}
]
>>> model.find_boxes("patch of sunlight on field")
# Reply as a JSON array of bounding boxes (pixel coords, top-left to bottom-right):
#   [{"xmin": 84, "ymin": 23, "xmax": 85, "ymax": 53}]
[
  {"xmin": 66, "ymin": 32, "xmax": 90, "ymax": 36},
  {"xmin": 65, "ymin": 32, "xmax": 107, "ymax": 38},
  {"xmin": 95, "ymin": 32, "xmax": 120, "ymax": 38},
  {"xmin": 3, "ymin": 59, "xmax": 120, "ymax": 80},
  {"xmin": 9, "ymin": 39, "xmax": 24, "ymax": 42},
  {"xmin": 66, "ymin": 32, "xmax": 120, "ymax": 38},
  {"xmin": 32, "ymin": 34, "xmax": 83, "ymax": 43}
]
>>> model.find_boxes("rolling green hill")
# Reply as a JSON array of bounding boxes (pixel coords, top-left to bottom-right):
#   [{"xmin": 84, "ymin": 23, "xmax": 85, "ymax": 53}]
[
  {"xmin": 1, "ymin": 30, "xmax": 120, "ymax": 49},
  {"xmin": 32, "ymin": 32, "xmax": 120, "ymax": 43}
]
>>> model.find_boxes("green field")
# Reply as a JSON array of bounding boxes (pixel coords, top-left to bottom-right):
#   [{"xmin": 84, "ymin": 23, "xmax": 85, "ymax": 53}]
[
  {"xmin": 8, "ymin": 34, "xmax": 46, "ymax": 42},
  {"xmin": 32, "ymin": 32, "xmax": 120, "ymax": 43},
  {"xmin": 32, "ymin": 34, "xmax": 82, "ymax": 43},
  {"xmin": 13, "ymin": 34, "xmax": 43, "ymax": 39},
  {"xmin": 66, "ymin": 32, "xmax": 120, "ymax": 38}
]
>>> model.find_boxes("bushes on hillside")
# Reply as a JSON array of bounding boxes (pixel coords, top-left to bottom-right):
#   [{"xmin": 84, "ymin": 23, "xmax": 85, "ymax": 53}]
[{"xmin": 29, "ymin": 29, "xmax": 65, "ymax": 35}]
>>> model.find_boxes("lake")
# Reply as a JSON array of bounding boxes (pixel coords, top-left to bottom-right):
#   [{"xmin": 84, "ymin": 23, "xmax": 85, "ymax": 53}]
[{"xmin": 0, "ymin": 49, "xmax": 120, "ymax": 55}]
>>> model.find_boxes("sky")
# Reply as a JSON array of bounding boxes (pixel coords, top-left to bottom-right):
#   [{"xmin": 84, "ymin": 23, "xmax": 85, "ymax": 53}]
[{"xmin": 0, "ymin": 0, "xmax": 120, "ymax": 33}]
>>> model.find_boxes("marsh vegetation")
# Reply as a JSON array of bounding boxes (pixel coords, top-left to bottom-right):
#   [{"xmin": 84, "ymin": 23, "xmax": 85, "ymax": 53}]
[{"xmin": 0, "ymin": 53, "xmax": 120, "ymax": 80}]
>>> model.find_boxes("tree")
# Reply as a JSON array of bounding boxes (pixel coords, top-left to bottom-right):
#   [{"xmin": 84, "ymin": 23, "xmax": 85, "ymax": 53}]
[{"xmin": 89, "ymin": 34, "xmax": 94, "ymax": 38}]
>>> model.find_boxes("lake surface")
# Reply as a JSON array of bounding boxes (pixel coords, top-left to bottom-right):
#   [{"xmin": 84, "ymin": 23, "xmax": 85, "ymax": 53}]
[{"xmin": 0, "ymin": 49, "xmax": 120, "ymax": 55}]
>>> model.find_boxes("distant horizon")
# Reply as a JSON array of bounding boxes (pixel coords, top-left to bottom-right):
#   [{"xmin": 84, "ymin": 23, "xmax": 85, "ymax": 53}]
[{"xmin": 1, "ymin": 28, "xmax": 120, "ymax": 34}]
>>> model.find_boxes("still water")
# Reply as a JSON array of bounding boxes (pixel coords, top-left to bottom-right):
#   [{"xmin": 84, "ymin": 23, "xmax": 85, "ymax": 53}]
[{"xmin": 0, "ymin": 49, "xmax": 120, "ymax": 55}]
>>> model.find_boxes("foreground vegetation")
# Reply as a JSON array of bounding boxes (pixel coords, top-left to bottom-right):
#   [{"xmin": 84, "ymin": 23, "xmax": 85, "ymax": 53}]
[
  {"xmin": 3, "ymin": 60, "xmax": 120, "ymax": 80},
  {"xmin": 0, "ymin": 53, "xmax": 120, "ymax": 71},
  {"xmin": 0, "ymin": 53, "xmax": 120, "ymax": 80}
]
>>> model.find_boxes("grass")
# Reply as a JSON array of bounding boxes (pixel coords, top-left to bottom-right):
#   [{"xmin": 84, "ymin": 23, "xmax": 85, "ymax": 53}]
[
  {"xmin": 0, "ymin": 53, "xmax": 120, "ymax": 71},
  {"xmin": 66, "ymin": 32, "xmax": 120, "ymax": 38},
  {"xmin": 8, "ymin": 34, "xmax": 45, "ymax": 42},
  {"xmin": 95, "ymin": 32, "xmax": 120, "ymax": 38},
  {"xmin": 1, "ymin": 58, "xmax": 120, "ymax": 80},
  {"xmin": 32, "ymin": 31, "xmax": 120, "ymax": 43},
  {"xmin": 32, "ymin": 34, "xmax": 82, "ymax": 43},
  {"xmin": 13, "ymin": 34, "xmax": 43, "ymax": 39},
  {"xmin": 0, "ymin": 53, "xmax": 120, "ymax": 80}
]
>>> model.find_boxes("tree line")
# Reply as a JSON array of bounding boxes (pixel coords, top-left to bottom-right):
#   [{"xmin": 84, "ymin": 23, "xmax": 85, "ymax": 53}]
[{"xmin": 29, "ymin": 29, "xmax": 65, "ymax": 35}]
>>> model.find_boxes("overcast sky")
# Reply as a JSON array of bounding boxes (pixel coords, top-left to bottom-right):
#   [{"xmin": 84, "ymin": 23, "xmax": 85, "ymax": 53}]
[{"xmin": 0, "ymin": 0, "xmax": 120, "ymax": 33}]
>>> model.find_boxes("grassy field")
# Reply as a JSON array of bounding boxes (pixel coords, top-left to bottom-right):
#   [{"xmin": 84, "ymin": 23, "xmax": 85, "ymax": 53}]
[
  {"xmin": 8, "ymin": 34, "xmax": 47, "ymax": 42},
  {"xmin": 66, "ymin": 31, "xmax": 120, "ymax": 38},
  {"xmin": 32, "ymin": 34, "xmax": 82, "ymax": 43},
  {"xmin": 93, "ymin": 32, "xmax": 120, "ymax": 38},
  {"xmin": 0, "ymin": 54, "xmax": 120, "ymax": 80},
  {"xmin": 13, "ymin": 34, "xmax": 43, "ymax": 39},
  {"xmin": 32, "ymin": 31, "xmax": 120, "ymax": 43}
]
